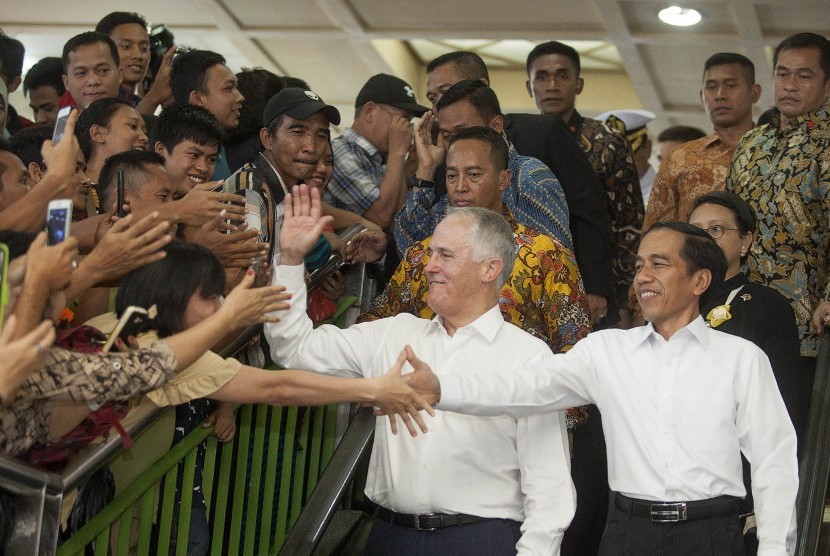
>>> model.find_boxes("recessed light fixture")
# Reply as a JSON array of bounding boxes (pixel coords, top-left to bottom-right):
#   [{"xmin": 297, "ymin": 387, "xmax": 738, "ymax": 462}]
[{"xmin": 658, "ymin": 5, "xmax": 702, "ymax": 27}]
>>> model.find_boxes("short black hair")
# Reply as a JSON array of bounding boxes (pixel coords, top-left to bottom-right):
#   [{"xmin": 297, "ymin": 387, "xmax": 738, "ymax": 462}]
[
  {"xmin": 98, "ymin": 150, "xmax": 165, "ymax": 211},
  {"xmin": 435, "ymin": 79, "xmax": 501, "ymax": 121},
  {"xmin": 22, "ymin": 57, "xmax": 65, "ymax": 96},
  {"xmin": 62, "ymin": 32, "xmax": 120, "ymax": 74},
  {"xmin": 527, "ymin": 41, "xmax": 580, "ymax": 77},
  {"xmin": 646, "ymin": 221, "xmax": 727, "ymax": 292},
  {"xmin": 230, "ymin": 69, "xmax": 285, "ymax": 139},
  {"xmin": 774, "ymin": 32, "xmax": 830, "ymax": 82},
  {"xmin": 281, "ymin": 76, "xmax": 310, "ymax": 90},
  {"xmin": 656, "ymin": 125, "xmax": 706, "ymax": 144},
  {"xmin": 116, "ymin": 240, "xmax": 226, "ymax": 337},
  {"xmin": 170, "ymin": 50, "xmax": 226, "ymax": 105},
  {"xmin": 448, "ymin": 125, "xmax": 508, "ymax": 172},
  {"xmin": 0, "ymin": 31, "xmax": 25, "ymax": 82},
  {"xmin": 427, "ymin": 51, "xmax": 489, "ymax": 81},
  {"xmin": 154, "ymin": 104, "xmax": 223, "ymax": 153},
  {"xmin": 703, "ymin": 52, "xmax": 756, "ymax": 84},
  {"xmin": 693, "ymin": 191, "xmax": 756, "ymax": 235},
  {"xmin": 95, "ymin": 12, "xmax": 148, "ymax": 36},
  {"xmin": 8, "ymin": 125, "xmax": 52, "ymax": 168},
  {"xmin": 75, "ymin": 97, "xmax": 132, "ymax": 159}
]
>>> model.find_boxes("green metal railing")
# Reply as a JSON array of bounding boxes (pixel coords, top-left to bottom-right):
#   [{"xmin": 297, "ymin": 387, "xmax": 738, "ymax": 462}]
[{"xmin": 55, "ymin": 400, "xmax": 340, "ymax": 555}]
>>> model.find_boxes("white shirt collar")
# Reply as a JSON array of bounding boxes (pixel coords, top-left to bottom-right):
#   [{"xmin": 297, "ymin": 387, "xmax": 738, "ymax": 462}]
[
  {"xmin": 432, "ymin": 305, "xmax": 505, "ymax": 342},
  {"xmin": 632, "ymin": 315, "xmax": 710, "ymax": 349}
]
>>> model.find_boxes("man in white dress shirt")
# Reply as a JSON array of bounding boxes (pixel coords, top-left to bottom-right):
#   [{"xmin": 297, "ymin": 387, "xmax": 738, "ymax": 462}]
[
  {"xmin": 405, "ymin": 221, "xmax": 798, "ymax": 556},
  {"xmin": 265, "ymin": 185, "xmax": 575, "ymax": 555}
]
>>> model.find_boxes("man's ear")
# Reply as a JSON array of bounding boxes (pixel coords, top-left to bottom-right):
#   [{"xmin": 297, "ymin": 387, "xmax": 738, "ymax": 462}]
[
  {"xmin": 489, "ymin": 114, "xmax": 504, "ymax": 134},
  {"xmin": 89, "ymin": 123, "xmax": 108, "ymax": 144},
  {"xmin": 188, "ymin": 89, "xmax": 204, "ymax": 107},
  {"xmin": 153, "ymin": 141, "xmax": 168, "ymax": 157},
  {"xmin": 692, "ymin": 268, "xmax": 712, "ymax": 297},
  {"xmin": 259, "ymin": 127, "xmax": 272, "ymax": 150},
  {"xmin": 481, "ymin": 257, "xmax": 504, "ymax": 285},
  {"xmin": 28, "ymin": 162, "xmax": 45, "ymax": 183},
  {"xmin": 575, "ymin": 76, "xmax": 584, "ymax": 96},
  {"xmin": 498, "ymin": 169, "xmax": 512, "ymax": 193}
]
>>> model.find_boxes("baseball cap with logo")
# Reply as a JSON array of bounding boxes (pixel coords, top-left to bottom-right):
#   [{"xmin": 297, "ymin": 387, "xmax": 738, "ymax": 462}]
[
  {"xmin": 262, "ymin": 88, "xmax": 341, "ymax": 128},
  {"xmin": 355, "ymin": 73, "xmax": 428, "ymax": 115}
]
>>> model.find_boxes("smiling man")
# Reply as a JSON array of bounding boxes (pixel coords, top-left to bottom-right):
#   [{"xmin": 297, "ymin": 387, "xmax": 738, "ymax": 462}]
[
  {"xmin": 644, "ymin": 53, "xmax": 761, "ymax": 228},
  {"xmin": 408, "ymin": 221, "xmax": 798, "ymax": 556},
  {"xmin": 267, "ymin": 185, "xmax": 576, "ymax": 556},
  {"xmin": 171, "ymin": 50, "xmax": 245, "ymax": 181},
  {"xmin": 361, "ymin": 125, "xmax": 590, "ymax": 362},
  {"xmin": 154, "ymin": 104, "xmax": 223, "ymax": 199},
  {"xmin": 223, "ymin": 87, "xmax": 339, "ymax": 267},
  {"xmin": 61, "ymin": 32, "xmax": 122, "ymax": 111}
]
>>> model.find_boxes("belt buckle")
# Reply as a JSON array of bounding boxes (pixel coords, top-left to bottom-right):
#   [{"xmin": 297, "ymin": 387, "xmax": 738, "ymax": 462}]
[
  {"xmin": 413, "ymin": 513, "xmax": 440, "ymax": 531},
  {"xmin": 650, "ymin": 502, "xmax": 687, "ymax": 523}
]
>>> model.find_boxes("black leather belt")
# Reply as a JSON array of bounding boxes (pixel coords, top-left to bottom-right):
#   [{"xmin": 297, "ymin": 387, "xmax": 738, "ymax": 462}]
[
  {"xmin": 613, "ymin": 492, "xmax": 742, "ymax": 524},
  {"xmin": 374, "ymin": 506, "xmax": 490, "ymax": 531}
]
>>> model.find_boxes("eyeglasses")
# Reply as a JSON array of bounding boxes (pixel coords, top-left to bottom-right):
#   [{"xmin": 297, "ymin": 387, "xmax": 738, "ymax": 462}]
[{"xmin": 701, "ymin": 224, "xmax": 740, "ymax": 239}]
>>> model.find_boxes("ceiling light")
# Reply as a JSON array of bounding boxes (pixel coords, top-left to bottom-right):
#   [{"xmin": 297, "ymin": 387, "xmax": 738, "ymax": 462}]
[{"xmin": 658, "ymin": 6, "xmax": 702, "ymax": 27}]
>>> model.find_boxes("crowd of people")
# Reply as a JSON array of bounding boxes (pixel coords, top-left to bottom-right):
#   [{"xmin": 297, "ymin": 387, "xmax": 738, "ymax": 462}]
[{"xmin": 0, "ymin": 9, "xmax": 827, "ymax": 556}]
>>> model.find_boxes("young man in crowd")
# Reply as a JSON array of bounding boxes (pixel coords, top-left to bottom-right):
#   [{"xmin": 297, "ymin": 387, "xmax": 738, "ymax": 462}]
[{"xmin": 22, "ymin": 57, "xmax": 65, "ymax": 126}]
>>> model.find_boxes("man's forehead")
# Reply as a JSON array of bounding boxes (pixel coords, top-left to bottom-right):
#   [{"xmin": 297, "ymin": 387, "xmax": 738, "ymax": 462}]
[
  {"xmin": 776, "ymin": 47, "xmax": 823, "ymax": 71},
  {"xmin": 428, "ymin": 63, "xmax": 463, "ymax": 86},
  {"xmin": 447, "ymin": 139, "xmax": 490, "ymax": 165},
  {"xmin": 638, "ymin": 228, "xmax": 683, "ymax": 258},
  {"xmin": 281, "ymin": 112, "xmax": 330, "ymax": 130},
  {"xmin": 176, "ymin": 140, "xmax": 219, "ymax": 155},
  {"xmin": 68, "ymin": 43, "xmax": 116, "ymax": 67}
]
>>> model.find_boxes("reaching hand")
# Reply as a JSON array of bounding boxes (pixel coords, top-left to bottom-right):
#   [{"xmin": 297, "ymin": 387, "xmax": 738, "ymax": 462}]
[
  {"xmin": 174, "ymin": 182, "xmax": 246, "ymax": 227},
  {"xmin": 25, "ymin": 231, "xmax": 79, "ymax": 294},
  {"xmin": 40, "ymin": 109, "xmax": 82, "ymax": 192},
  {"xmin": 219, "ymin": 269, "xmax": 291, "ymax": 329},
  {"xmin": 280, "ymin": 185, "xmax": 333, "ymax": 266},
  {"xmin": 0, "ymin": 317, "xmax": 55, "ymax": 405},
  {"xmin": 138, "ymin": 46, "xmax": 175, "ymax": 113},
  {"xmin": 373, "ymin": 348, "xmax": 435, "ymax": 436},
  {"xmin": 345, "ymin": 229, "xmax": 388, "ymax": 264},
  {"xmin": 82, "ymin": 212, "xmax": 172, "ymax": 282},
  {"xmin": 195, "ymin": 211, "xmax": 268, "ymax": 268},
  {"xmin": 401, "ymin": 345, "xmax": 441, "ymax": 406}
]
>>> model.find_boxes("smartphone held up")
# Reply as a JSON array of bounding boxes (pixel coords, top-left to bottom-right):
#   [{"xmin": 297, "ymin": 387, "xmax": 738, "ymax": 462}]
[{"xmin": 46, "ymin": 199, "xmax": 72, "ymax": 245}]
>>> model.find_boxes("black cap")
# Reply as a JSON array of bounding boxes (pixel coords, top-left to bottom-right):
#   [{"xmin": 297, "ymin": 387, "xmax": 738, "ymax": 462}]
[
  {"xmin": 262, "ymin": 88, "xmax": 341, "ymax": 128},
  {"xmin": 355, "ymin": 73, "xmax": 428, "ymax": 115}
]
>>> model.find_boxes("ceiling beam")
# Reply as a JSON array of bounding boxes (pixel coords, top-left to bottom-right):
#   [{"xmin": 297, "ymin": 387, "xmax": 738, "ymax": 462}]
[
  {"xmin": 730, "ymin": 0, "xmax": 774, "ymax": 108},
  {"xmin": 313, "ymin": 0, "xmax": 391, "ymax": 74},
  {"xmin": 592, "ymin": 0, "xmax": 666, "ymax": 116}
]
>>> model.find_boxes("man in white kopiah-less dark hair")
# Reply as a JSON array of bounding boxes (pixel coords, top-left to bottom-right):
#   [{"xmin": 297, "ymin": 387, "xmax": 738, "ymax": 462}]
[{"xmin": 265, "ymin": 184, "xmax": 575, "ymax": 556}]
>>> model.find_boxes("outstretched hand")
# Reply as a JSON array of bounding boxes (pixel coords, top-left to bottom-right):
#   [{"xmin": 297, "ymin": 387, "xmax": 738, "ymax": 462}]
[
  {"xmin": 373, "ymin": 348, "xmax": 435, "ymax": 436},
  {"xmin": 401, "ymin": 345, "xmax": 441, "ymax": 406},
  {"xmin": 345, "ymin": 229, "xmax": 388, "ymax": 264},
  {"xmin": 280, "ymin": 184, "xmax": 333, "ymax": 266}
]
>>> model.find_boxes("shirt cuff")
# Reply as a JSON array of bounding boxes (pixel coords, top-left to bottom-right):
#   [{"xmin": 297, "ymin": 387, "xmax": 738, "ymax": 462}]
[
  {"xmin": 274, "ymin": 262, "xmax": 306, "ymax": 289},
  {"xmin": 435, "ymin": 374, "xmax": 463, "ymax": 412}
]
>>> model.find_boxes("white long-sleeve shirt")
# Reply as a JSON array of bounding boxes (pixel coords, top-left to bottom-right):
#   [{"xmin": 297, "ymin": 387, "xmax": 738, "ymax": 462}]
[
  {"xmin": 266, "ymin": 263, "xmax": 575, "ymax": 555},
  {"xmin": 439, "ymin": 317, "xmax": 798, "ymax": 556}
]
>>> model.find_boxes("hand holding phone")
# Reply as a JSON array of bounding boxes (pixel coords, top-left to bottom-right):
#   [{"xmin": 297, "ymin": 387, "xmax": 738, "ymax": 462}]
[
  {"xmin": 46, "ymin": 199, "xmax": 73, "ymax": 245},
  {"xmin": 52, "ymin": 106, "xmax": 72, "ymax": 144},
  {"xmin": 116, "ymin": 169, "xmax": 126, "ymax": 217}
]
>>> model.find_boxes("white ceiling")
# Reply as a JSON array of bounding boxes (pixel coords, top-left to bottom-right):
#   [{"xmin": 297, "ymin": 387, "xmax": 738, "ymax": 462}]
[{"xmin": 2, "ymin": 0, "xmax": 828, "ymax": 134}]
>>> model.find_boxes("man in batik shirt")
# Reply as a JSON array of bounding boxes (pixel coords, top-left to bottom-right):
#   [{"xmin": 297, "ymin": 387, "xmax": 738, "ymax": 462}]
[
  {"xmin": 645, "ymin": 52, "xmax": 761, "ymax": 228},
  {"xmin": 727, "ymin": 32, "xmax": 830, "ymax": 436},
  {"xmin": 362, "ymin": 125, "xmax": 590, "ymax": 426},
  {"xmin": 526, "ymin": 40, "xmax": 643, "ymax": 327}
]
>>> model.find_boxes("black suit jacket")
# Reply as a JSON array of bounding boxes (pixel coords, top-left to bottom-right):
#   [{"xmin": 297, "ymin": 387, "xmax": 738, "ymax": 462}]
[{"xmin": 503, "ymin": 113, "xmax": 613, "ymax": 303}]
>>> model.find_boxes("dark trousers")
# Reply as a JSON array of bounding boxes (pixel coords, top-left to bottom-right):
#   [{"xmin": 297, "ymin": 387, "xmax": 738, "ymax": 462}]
[
  {"xmin": 365, "ymin": 517, "xmax": 522, "ymax": 556},
  {"xmin": 562, "ymin": 404, "xmax": 608, "ymax": 556},
  {"xmin": 598, "ymin": 495, "xmax": 745, "ymax": 556}
]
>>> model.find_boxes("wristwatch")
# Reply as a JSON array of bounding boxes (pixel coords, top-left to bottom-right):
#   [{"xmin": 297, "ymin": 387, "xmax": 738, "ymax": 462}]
[{"xmin": 414, "ymin": 178, "xmax": 434, "ymax": 189}]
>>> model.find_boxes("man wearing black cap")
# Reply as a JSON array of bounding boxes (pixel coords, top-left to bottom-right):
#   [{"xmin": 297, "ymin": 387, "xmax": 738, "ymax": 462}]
[
  {"xmin": 326, "ymin": 73, "xmax": 428, "ymax": 229},
  {"xmin": 223, "ymin": 87, "xmax": 340, "ymax": 266}
]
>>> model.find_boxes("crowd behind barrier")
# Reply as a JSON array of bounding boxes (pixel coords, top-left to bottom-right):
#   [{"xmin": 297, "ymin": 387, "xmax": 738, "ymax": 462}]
[{"xmin": 0, "ymin": 11, "xmax": 827, "ymax": 556}]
